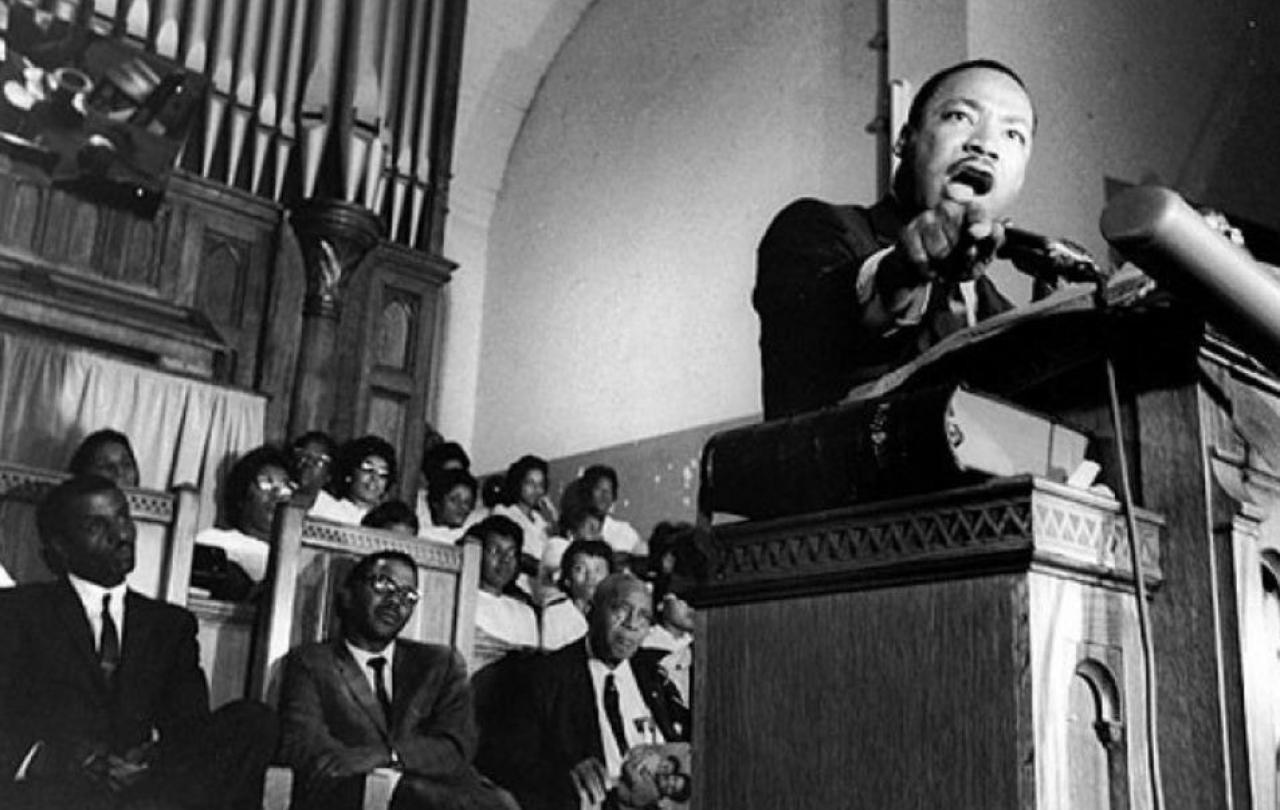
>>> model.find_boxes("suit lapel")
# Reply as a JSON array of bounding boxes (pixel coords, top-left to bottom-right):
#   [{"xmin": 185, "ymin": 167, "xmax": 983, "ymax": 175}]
[
  {"xmin": 390, "ymin": 644, "xmax": 424, "ymax": 731},
  {"xmin": 118, "ymin": 591, "xmax": 153, "ymax": 690},
  {"xmin": 333, "ymin": 641, "xmax": 391, "ymax": 737},
  {"xmin": 633, "ymin": 658, "xmax": 680, "ymax": 742},
  {"xmin": 566, "ymin": 642, "xmax": 604, "ymax": 762},
  {"xmin": 52, "ymin": 579, "xmax": 109, "ymax": 693}
]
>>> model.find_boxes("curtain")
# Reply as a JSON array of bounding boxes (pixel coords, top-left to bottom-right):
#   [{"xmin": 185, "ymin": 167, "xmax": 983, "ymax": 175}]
[{"xmin": 0, "ymin": 330, "xmax": 266, "ymax": 531}]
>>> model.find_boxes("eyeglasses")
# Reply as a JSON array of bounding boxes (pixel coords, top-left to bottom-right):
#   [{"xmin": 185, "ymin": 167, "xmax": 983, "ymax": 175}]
[
  {"xmin": 607, "ymin": 602, "xmax": 653, "ymax": 629},
  {"xmin": 357, "ymin": 462, "xmax": 391, "ymax": 480},
  {"xmin": 295, "ymin": 451, "xmax": 332, "ymax": 467},
  {"xmin": 365, "ymin": 573, "xmax": 420, "ymax": 605},
  {"xmin": 253, "ymin": 479, "xmax": 296, "ymax": 499}
]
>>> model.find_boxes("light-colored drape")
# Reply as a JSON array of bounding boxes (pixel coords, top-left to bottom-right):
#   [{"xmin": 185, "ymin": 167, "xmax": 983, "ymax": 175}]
[{"xmin": 0, "ymin": 331, "xmax": 266, "ymax": 530}]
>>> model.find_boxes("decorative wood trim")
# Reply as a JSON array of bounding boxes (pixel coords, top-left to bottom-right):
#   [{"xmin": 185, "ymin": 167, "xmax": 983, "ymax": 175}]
[
  {"xmin": 0, "ymin": 461, "xmax": 175, "ymax": 522},
  {"xmin": 696, "ymin": 476, "xmax": 1164, "ymax": 607},
  {"xmin": 301, "ymin": 516, "xmax": 466, "ymax": 572}
]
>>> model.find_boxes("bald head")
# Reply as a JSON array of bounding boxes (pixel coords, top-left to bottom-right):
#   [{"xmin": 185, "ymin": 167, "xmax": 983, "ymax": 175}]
[{"xmin": 587, "ymin": 573, "xmax": 653, "ymax": 666}]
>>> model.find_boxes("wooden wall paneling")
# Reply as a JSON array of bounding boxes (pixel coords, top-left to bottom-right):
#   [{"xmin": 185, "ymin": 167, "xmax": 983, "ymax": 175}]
[
  {"xmin": 1198, "ymin": 357, "xmax": 1280, "ymax": 810},
  {"xmin": 40, "ymin": 188, "xmax": 101, "ymax": 270},
  {"xmin": 0, "ymin": 169, "xmax": 44, "ymax": 250},
  {"xmin": 1134, "ymin": 383, "xmax": 1239, "ymax": 810},
  {"xmin": 331, "ymin": 240, "xmax": 452, "ymax": 498},
  {"xmin": 171, "ymin": 173, "xmax": 282, "ymax": 388},
  {"xmin": 94, "ymin": 204, "xmax": 169, "ymax": 290},
  {"xmin": 1026, "ymin": 570, "xmax": 1147, "ymax": 810},
  {"xmin": 256, "ymin": 222, "xmax": 306, "ymax": 443},
  {"xmin": 329, "ymin": 250, "xmax": 375, "ymax": 445},
  {"xmin": 698, "ymin": 578, "xmax": 1025, "ymax": 810}
]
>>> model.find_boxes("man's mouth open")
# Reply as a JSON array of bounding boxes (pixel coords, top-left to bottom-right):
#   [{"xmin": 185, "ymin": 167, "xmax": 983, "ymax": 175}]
[{"xmin": 950, "ymin": 163, "xmax": 994, "ymax": 195}]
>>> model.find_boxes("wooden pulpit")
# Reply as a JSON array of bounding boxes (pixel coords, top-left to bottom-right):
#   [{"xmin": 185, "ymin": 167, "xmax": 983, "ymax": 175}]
[{"xmin": 694, "ymin": 300, "xmax": 1280, "ymax": 810}]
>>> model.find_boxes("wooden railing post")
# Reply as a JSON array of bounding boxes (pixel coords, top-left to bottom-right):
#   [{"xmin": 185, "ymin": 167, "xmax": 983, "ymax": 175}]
[{"xmin": 162, "ymin": 483, "xmax": 201, "ymax": 606}]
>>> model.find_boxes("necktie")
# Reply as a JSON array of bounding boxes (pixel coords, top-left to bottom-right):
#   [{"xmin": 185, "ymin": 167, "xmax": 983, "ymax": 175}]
[
  {"xmin": 603, "ymin": 674, "xmax": 629, "ymax": 756},
  {"xmin": 368, "ymin": 656, "xmax": 392, "ymax": 724},
  {"xmin": 926, "ymin": 281, "xmax": 971, "ymax": 340},
  {"xmin": 99, "ymin": 593, "xmax": 120, "ymax": 684}
]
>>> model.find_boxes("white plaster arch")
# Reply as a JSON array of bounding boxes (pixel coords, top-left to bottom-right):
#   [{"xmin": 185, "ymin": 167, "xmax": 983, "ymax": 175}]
[{"xmin": 435, "ymin": 0, "xmax": 597, "ymax": 451}]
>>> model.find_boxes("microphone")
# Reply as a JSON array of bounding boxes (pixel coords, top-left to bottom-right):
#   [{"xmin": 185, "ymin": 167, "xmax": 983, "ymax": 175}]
[
  {"xmin": 998, "ymin": 228, "xmax": 1104, "ymax": 285},
  {"xmin": 950, "ymin": 166, "xmax": 1103, "ymax": 284},
  {"xmin": 1102, "ymin": 185, "xmax": 1280, "ymax": 376}
]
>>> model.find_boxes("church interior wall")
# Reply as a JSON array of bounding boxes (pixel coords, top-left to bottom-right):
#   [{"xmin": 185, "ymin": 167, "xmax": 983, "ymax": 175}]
[{"xmin": 444, "ymin": 0, "xmax": 1279, "ymax": 536}]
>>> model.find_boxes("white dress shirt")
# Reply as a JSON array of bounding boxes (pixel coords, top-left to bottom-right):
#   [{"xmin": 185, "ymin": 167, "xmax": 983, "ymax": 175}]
[
  {"xmin": 474, "ymin": 591, "xmax": 539, "ymax": 648},
  {"xmin": 345, "ymin": 639, "xmax": 397, "ymax": 702},
  {"xmin": 309, "ymin": 493, "xmax": 369, "ymax": 526},
  {"xmin": 586, "ymin": 654, "xmax": 665, "ymax": 779},
  {"xmin": 67, "ymin": 571, "xmax": 128, "ymax": 651},
  {"xmin": 194, "ymin": 526, "xmax": 270, "ymax": 583},
  {"xmin": 601, "ymin": 515, "xmax": 642, "ymax": 555},
  {"xmin": 540, "ymin": 597, "xmax": 588, "ymax": 651},
  {"xmin": 492, "ymin": 504, "xmax": 550, "ymax": 560}
]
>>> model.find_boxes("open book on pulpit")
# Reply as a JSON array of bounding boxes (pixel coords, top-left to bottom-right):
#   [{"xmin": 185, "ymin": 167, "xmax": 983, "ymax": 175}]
[
  {"xmin": 702, "ymin": 383, "xmax": 1090, "ymax": 521},
  {"xmin": 702, "ymin": 284, "xmax": 1130, "ymax": 521}
]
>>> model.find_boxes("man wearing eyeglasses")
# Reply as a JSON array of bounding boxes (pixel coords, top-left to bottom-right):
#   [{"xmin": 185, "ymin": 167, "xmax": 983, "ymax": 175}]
[
  {"xmin": 278, "ymin": 550, "xmax": 516, "ymax": 810},
  {"xmin": 482, "ymin": 574, "xmax": 689, "ymax": 810}
]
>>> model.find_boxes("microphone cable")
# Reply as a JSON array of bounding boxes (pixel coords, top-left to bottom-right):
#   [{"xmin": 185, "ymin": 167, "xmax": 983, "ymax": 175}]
[{"xmin": 1097, "ymin": 282, "xmax": 1167, "ymax": 810}]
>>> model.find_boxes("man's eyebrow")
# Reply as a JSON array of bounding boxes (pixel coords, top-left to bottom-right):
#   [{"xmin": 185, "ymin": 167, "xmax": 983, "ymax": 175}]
[{"xmin": 944, "ymin": 96, "xmax": 1033, "ymax": 128}]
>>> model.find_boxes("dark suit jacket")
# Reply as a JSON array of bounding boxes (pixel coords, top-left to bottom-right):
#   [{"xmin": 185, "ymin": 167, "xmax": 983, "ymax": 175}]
[
  {"xmin": 278, "ymin": 638, "xmax": 484, "ymax": 809},
  {"xmin": 754, "ymin": 196, "xmax": 1013, "ymax": 419},
  {"xmin": 0, "ymin": 579, "xmax": 209, "ymax": 779},
  {"xmin": 484, "ymin": 640, "xmax": 687, "ymax": 810}
]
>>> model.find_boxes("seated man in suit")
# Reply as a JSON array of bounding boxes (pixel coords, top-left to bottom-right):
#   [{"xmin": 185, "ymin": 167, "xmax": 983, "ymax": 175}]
[
  {"xmin": 278, "ymin": 549, "xmax": 515, "ymax": 810},
  {"xmin": 0, "ymin": 474, "xmax": 276, "ymax": 810},
  {"xmin": 483, "ymin": 573, "xmax": 690, "ymax": 810}
]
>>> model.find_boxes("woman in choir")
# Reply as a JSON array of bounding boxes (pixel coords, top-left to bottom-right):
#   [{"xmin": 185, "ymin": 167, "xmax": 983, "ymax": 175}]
[
  {"xmin": 418, "ymin": 467, "xmax": 478, "ymax": 544},
  {"xmin": 582, "ymin": 464, "xmax": 644, "ymax": 561},
  {"xmin": 537, "ymin": 477, "xmax": 601, "ymax": 595},
  {"xmin": 192, "ymin": 444, "xmax": 294, "ymax": 601},
  {"xmin": 311, "ymin": 435, "xmax": 397, "ymax": 526},
  {"xmin": 288, "ymin": 430, "xmax": 339, "ymax": 515},
  {"xmin": 540, "ymin": 537, "xmax": 615, "ymax": 651},
  {"xmin": 494, "ymin": 454, "xmax": 557, "ymax": 596},
  {"xmin": 361, "ymin": 499, "xmax": 420, "ymax": 536},
  {"xmin": 413, "ymin": 438, "xmax": 471, "ymax": 530},
  {"xmin": 68, "ymin": 428, "xmax": 141, "ymax": 488},
  {"xmin": 471, "ymin": 515, "xmax": 540, "ymax": 665}
]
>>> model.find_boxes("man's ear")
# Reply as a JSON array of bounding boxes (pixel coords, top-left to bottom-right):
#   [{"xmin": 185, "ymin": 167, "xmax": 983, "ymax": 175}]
[
  {"xmin": 39, "ymin": 536, "xmax": 68, "ymax": 576},
  {"xmin": 893, "ymin": 125, "xmax": 913, "ymax": 159}
]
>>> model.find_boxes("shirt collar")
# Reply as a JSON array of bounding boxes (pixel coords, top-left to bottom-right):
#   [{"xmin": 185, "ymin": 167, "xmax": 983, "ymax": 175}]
[
  {"xmin": 345, "ymin": 638, "xmax": 397, "ymax": 670},
  {"xmin": 588, "ymin": 652, "xmax": 633, "ymax": 684},
  {"xmin": 66, "ymin": 572, "xmax": 128, "ymax": 614},
  {"xmin": 586, "ymin": 635, "xmax": 634, "ymax": 676}
]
